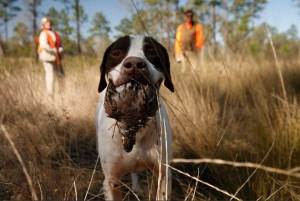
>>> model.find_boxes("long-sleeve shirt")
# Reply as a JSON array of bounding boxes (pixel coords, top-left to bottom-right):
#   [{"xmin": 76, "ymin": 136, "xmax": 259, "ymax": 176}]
[
  {"xmin": 39, "ymin": 29, "xmax": 57, "ymax": 53},
  {"xmin": 38, "ymin": 29, "xmax": 63, "ymax": 63}
]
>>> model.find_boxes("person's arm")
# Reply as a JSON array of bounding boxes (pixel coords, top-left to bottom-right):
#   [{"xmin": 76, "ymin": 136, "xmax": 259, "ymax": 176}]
[
  {"xmin": 195, "ymin": 23, "xmax": 204, "ymax": 50},
  {"xmin": 54, "ymin": 31, "xmax": 63, "ymax": 53},
  {"xmin": 58, "ymin": 39, "xmax": 63, "ymax": 53},
  {"xmin": 174, "ymin": 24, "xmax": 182, "ymax": 61}
]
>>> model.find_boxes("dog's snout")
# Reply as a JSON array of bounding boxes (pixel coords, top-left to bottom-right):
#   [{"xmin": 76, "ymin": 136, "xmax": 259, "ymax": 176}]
[{"xmin": 123, "ymin": 57, "xmax": 146, "ymax": 71}]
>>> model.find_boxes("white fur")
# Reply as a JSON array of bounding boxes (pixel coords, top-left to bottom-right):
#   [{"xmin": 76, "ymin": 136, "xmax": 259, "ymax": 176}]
[
  {"xmin": 108, "ymin": 35, "xmax": 164, "ymax": 89},
  {"xmin": 95, "ymin": 36, "xmax": 172, "ymax": 200}
]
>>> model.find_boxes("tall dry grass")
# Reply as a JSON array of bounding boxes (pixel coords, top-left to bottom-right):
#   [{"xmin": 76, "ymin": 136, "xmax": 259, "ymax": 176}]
[
  {"xmin": 0, "ymin": 55, "xmax": 299, "ymax": 200},
  {"xmin": 0, "ymin": 57, "xmax": 101, "ymax": 200},
  {"xmin": 168, "ymin": 57, "xmax": 300, "ymax": 200}
]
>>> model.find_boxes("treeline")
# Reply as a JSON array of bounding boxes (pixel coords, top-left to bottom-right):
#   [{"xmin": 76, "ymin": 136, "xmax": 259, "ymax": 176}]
[{"xmin": 0, "ymin": 0, "xmax": 300, "ymax": 60}]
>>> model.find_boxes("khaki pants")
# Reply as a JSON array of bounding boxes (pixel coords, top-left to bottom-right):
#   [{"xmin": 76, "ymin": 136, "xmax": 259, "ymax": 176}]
[
  {"xmin": 43, "ymin": 61, "xmax": 65, "ymax": 96},
  {"xmin": 43, "ymin": 61, "xmax": 55, "ymax": 95},
  {"xmin": 181, "ymin": 51, "xmax": 200, "ymax": 72}
]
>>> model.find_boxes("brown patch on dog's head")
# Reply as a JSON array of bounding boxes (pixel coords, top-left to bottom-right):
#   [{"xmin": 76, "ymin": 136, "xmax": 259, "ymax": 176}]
[
  {"xmin": 143, "ymin": 36, "xmax": 174, "ymax": 92},
  {"xmin": 98, "ymin": 35, "xmax": 130, "ymax": 93}
]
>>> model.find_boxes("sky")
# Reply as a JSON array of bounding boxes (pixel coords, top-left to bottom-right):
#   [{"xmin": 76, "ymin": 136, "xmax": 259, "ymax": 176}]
[{"xmin": 5, "ymin": 0, "xmax": 300, "ymax": 40}]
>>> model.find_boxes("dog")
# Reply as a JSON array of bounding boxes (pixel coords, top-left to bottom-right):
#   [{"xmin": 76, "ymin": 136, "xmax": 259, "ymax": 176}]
[{"xmin": 95, "ymin": 35, "xmax": 174, "ymax": 200}]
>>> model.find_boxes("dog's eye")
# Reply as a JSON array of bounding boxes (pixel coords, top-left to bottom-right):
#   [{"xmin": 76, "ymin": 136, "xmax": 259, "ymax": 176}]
[
  {"xmin": 145, "ymin": 47, "xmax": 157, "ymax": 57},
  {"xmin": 110, "ymin": 49, "xmax": 123, "ymax": 58}
]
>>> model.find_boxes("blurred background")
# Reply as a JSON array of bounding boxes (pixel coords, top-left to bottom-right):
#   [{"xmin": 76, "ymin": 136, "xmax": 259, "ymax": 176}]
[{"xmin": 0, "ymin": 0, "xmax": 300, "ymax": 59}]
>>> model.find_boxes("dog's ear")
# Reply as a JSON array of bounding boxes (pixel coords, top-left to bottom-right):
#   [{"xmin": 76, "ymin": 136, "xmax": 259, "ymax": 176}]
[
  {"xmin": 98, "ymin": 45, "xmax": 111, "ymax": 93},
  {"xmin": 98, "ymin": 36, "xmax": 130, "ymax": 92},
  {"xmin": 146, "ymin": 36, "xmax": 174, "ymax": 92},
  {"xmin": 159, "ymin": 43, "xmax": 174, "ymax": 93}
]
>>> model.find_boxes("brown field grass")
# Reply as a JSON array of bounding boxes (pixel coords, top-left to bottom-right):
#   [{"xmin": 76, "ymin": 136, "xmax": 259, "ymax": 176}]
[{"xmin": 0, "ymin": 55, "xmax": 300, "ymax": 200}]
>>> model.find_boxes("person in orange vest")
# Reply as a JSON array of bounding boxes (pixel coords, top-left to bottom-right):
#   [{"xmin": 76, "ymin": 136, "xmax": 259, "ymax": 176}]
[
  {"xmin": 38, "ymin": 17, "xmax": 64, "ymax": 96},
  {"xmin": 174, "ymin": 9, "xmax": 204, "ymax": 73}
]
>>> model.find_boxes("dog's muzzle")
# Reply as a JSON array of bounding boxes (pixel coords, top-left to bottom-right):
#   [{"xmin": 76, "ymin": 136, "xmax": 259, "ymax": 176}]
[{"xmin": 104, "ymin": 57, "xmax": 159, "ymax": 152}]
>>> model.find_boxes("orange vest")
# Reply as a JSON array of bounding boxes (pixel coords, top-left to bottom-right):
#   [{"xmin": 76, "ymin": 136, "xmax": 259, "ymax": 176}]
[
  {"xmin": 37, "ymin": 29, "xmax": 62, "ymax": 64},
  {"xmin": 181, "ymin": 23, "xmax": 197, "ymax": 52},
  {"xmin": 174, "ymin": 22, "xmax": 204, "ymax": 57}
]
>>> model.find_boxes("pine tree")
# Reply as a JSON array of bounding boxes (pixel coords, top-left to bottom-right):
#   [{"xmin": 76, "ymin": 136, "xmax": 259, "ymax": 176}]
[{"xmin": 0, "ymin": 0, "xmax": 21, "ymax": 54}]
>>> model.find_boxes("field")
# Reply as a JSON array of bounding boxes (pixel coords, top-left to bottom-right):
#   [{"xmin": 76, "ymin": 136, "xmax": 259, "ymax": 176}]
[{"xmin": 0, "ymin": 55, "xmax": 300, "ymax": 200}]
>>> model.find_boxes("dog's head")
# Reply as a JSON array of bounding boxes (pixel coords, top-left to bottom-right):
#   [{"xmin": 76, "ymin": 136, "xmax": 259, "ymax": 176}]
[
  {"xmin": 98, "ymin": 35, "xmax": 174, "ymax": 152},
  {"xmin": 98, "ymin": 35, "xmax": 174, "ymax": 93}
]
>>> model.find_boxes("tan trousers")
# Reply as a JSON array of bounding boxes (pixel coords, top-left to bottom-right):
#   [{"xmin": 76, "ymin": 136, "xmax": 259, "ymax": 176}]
[
  {"xmin": 43, "ymin": 61, "xmax": 56, "ymax": 95},
  {"xmin": 181, "ymin": 51, "xmax": 200, "ymax": 72}
]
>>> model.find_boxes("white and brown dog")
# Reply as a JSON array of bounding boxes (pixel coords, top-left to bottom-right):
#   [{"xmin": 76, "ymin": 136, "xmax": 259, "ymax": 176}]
[{"xmin": 95, "ymin": 35, "xmax": 174, "ymax": 200}]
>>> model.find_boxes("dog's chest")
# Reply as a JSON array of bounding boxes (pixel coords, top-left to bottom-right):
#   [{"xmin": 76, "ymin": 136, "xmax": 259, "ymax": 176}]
[
  {"xmin": 98, "ymin": 114, "xmax": 160, "ymax": 172},
  {"xmin": 121, "ymin": 139, "xmax": 158, "ymax": 172}
]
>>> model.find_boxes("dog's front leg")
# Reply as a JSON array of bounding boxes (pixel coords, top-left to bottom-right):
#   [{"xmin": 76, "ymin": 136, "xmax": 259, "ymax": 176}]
[
  {"xmin": 154, "ymin": 165, "xmax": 172, "ymax": 200},
  {"xmin": 154, "ymin": 108, "xmax": 172, "ymax": 200},
  {"xmin": 103, "ymin": 175, "xmax": 122, "ymax": 201},
  {"xmin": 131, "ymin": 173, "xmax": 145, "ymax": 195}
]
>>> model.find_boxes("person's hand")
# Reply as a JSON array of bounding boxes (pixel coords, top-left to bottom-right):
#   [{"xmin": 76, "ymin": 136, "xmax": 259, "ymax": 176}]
[
  {"xmin": 176, "ymin": 56, "xmax": 181, "ymax": 63},
  {"xmin": 58, "ymin": 47, "xmax": 63, "ymax": 53},
  {"xmin": 51, "ymin": 48, "xmax": 57, "ymax": 54}
]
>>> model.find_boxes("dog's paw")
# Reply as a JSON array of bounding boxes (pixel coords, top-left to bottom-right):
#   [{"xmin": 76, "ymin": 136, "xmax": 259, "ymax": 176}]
[
  {"xmin": 99, "ymin": 186, "xmax": 107, "ymax": 199},
  {"xmin": 131, "ymin": 173, "xmax": 145, "ymax": 196},
  {"xmin": 132, "ymin": 183, "xmax": 145, "ymax": 196}
]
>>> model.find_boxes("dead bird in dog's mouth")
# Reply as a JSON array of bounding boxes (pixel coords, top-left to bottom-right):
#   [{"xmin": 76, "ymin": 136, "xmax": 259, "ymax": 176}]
[{"xmin": 104, "ymin": 80, "xmax": 158, "ymax": 152}]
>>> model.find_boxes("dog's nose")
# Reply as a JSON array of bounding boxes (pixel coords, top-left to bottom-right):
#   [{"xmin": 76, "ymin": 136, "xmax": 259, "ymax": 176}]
[{"xmin": 123, "ymin": 57, "xmax": 146, "ymax": 72}]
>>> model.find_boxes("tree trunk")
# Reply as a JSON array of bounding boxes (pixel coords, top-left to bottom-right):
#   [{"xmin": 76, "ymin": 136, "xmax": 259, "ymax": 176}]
[
  {"xmin": 212, "ymin": 4, "xmax": 217, "ymax": 55},
  {"xmin": 75, "ymin": 0, "xmax": 81, "ymax": 54},
  {"xmin": 166, "ymin": 0, "xmax": 170, "ymax": 52},
  {"xmin": 0, "ymin": 34, "xmax": 8, "ymax": 56},
  {"xmin": 33, "ymin": 0, "xmax": 38, "ymax": 61},
  {"xmin": 4, "ymin": 8, "xmax": 8, "ymax": 55},
  {"xmin": 4, "ymin": 20, "xmax": 8, "ymax": 44}
]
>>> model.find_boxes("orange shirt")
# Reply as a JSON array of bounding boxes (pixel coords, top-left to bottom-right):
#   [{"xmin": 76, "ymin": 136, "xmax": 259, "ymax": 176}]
[{"xmin": 174, "ymin": 22, "xmax": 204, "ymax": 57}]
